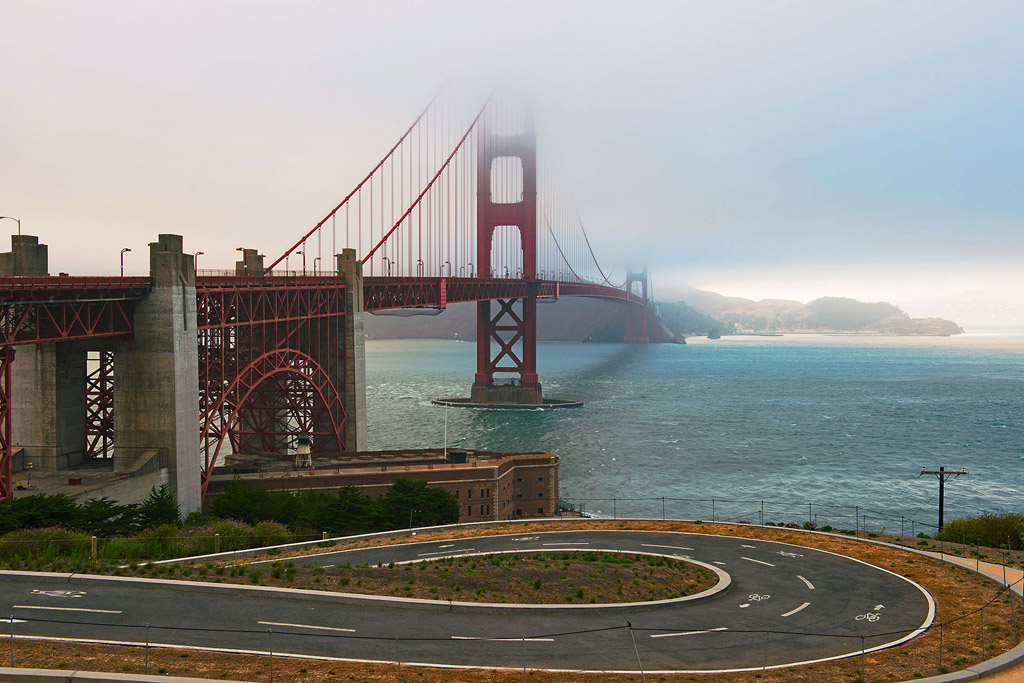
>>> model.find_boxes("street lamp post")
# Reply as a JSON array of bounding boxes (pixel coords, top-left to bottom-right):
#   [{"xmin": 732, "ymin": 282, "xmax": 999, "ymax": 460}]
[
  {"xmin": 120, "ymin": 248, "xmax": 131, "ymax": 277},
  {"xmin": 194, "ymin": 251, "xmax": 204, "ymax": 270},
  {"xmin": 313, "ymin": 256, "xmax": 321, "ymax": 273},
  {"xmin": 0, "ymin": 217, "xmax": 22, "ymax": 276},
  {"xmin": 296, "ymin": 250, "xmax": 305, "ymax": 275}
]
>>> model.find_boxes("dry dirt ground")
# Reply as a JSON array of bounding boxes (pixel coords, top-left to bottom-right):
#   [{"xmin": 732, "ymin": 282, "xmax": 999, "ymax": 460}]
[{"xmin": 8, "ymin": 520, "xmax": 1024, "ymax": 683}]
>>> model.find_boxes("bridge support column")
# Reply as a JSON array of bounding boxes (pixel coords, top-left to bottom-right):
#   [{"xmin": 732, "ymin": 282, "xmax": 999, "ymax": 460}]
[
  {"xmin": 624, "ymin": 268, "xmax": 650, "ymax": 343},
  {"xmin": 10, "ymin": 343, "xmax": 87, "ymax": 471},
  {"xmin": 339, "ymin": 249, "xmax": 366, "ymax": 451},
  {"xmin": 114, "ymin": 235, "xmax": 201, "ymax": 513}
]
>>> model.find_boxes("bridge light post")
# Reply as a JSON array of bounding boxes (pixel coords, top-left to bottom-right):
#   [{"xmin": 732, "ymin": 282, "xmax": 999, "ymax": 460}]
[
  {"xmin": 467, "ymin": 262, "xmax": 473, "ymax": 278},
  {"xmin": 194, "ymin": 251, "xmax": 204, "ymax": 270},
  {"xmin": 444, "ymin": 261, "xmax": 451, "ymax": 277},
  {"xmin": 313, "ymin": 256, "xmax": 321, "ymax": 273},
  {"xmin": 296, "ymin": 250, "xmax": 305, "ymax": 275},
  {"xmin": 0, "ymin": 217, "xmax": 22, "ymax": 276},
  {"xmin": 382, "ymin": 256, "xmax": 392, "ymax": 276},
  {"xmin": 416, "ymin": 258, "xmax": 423, "ymax": 277},
  {"xmin": 120, "ymin": 248, "xmax": 131, "ymax": 277}
]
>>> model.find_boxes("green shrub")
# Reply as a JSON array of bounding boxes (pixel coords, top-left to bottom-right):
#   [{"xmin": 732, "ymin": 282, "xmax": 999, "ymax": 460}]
[
  {"xmin": 938, "ymin": 513, "xmax": 1024, "ymax": 550},
  {"xmin": 253, "ymin": 520, "xmax": 290, "ymax": 548}
]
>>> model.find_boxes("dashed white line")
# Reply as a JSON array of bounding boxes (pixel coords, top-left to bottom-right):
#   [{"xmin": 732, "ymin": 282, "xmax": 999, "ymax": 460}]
[
  {"xmin": 258, "ymin": 621, "xmax": 355, "ymax": 633},
  {"xmin": 741, "ymin": 557, "xmax": 776, "ymax": 567},
  {"xmin": 13, "ymin": 605, "xmax": 121, "ymax": 614},
  {"xmin": 741, "ymin": 544, "xmax": 757, "ymax": 549},
  {"xmin": 542, "ymin": 542, "xmax": 588, "ymax": 546},
  {"xmin": 641, "ymin": 543, "xmax": 694, "ymax": 551},
  {"xmin": 0, "ymin": 619, "xmax": 25, "ymax": 624},
  {"xmin": 713, "ymin": 561, "xmax": 727, "ymax": 566},
  {"xmin": 797, "ymin": 575, "xmax": 815, "ymax": 590},
  {"xmin": 781, "ymin": 602, "xmax": 811, "ymax": 617},
  {"xmin": 650, "ymin": 627, "xmax": 727, "ymax": 639},
  {"xmin": 418, "ymin": 548, "xmax": 475, "ymax": 557},
  {"xmin": 452, "ymin": 636, "xmax": 553, "ymax": 642},
  {"xmin": 439, "ymin": 544, "xmax": 454, "ymax": 548}
]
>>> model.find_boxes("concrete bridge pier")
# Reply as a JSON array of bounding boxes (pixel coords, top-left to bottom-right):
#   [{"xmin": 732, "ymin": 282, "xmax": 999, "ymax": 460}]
[
  {"xmin": 114, "ymin": 235, "xmax": 201, "ymax": 513},
  {"xmin": 1, "ymin": 236, "xmax": 89, "ymax": 473},
  {"xmin": 338, "ymin": 249, "xmax": 367, "ymax": 451}
]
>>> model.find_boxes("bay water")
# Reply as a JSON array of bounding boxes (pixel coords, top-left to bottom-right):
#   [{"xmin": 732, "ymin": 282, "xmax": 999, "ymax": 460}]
[{"xmin": 365, "ymin": 328, "xmax": 1023, "ymax": 534}]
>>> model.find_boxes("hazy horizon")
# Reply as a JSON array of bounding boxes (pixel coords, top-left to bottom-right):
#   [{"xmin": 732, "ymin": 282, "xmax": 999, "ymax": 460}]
[{"xmin": 3, "ymin": 1, "xmax": 1023, "ymax": 323}]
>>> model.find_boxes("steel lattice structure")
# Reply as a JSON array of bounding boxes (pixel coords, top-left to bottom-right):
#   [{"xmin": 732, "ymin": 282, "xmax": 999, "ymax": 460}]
[{"xmin": 195, "ymin": 275, "xmax": 347, "ymax": 497}]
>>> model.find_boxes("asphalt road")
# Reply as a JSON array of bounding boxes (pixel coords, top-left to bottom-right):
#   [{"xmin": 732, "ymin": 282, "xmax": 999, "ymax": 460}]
[{"xmin": 0, "ymin": 529, "xmax": 934, "ymax": 673}]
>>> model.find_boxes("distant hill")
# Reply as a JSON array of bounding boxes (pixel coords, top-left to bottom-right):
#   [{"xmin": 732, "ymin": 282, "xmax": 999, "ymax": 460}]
[
  {"xmin": 362, "ymin": 287, "xmax": 964, "ymax": 341},
  {"xmin": 675, "ymin": 286, "xmax": 963, "ymax": 335}
]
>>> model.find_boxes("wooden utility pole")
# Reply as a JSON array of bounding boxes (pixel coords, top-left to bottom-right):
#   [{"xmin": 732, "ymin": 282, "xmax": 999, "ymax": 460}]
[{"xmin": 920, "ymin": 467, "xmax": 969, "ymax": 533}]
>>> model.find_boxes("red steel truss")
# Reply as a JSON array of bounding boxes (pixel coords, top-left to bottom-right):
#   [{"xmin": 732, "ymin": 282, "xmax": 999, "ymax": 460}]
[
  {"xmin": 196, "ymin": 276, "xmax": 347, "ymax": 497},
  {"xmin": 84, "ymin": 350, "xmax": 115, "ymax": 458}
]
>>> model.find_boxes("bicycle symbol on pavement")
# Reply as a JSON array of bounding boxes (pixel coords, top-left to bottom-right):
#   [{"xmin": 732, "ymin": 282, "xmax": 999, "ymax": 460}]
[
  {"xmin": 778, "ymin": 551, "xmax": 803, "ymax": 558},
  {"xmin": 855, "ymin": 612, "xmax": 881, "ymax": 622},
  {"xmin": 748, "ymin": 594, "xmax": 770, "ymax": 602}
]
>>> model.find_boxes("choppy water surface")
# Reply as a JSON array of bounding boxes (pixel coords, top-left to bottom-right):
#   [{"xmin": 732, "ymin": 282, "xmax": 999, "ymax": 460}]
[{"xmin": 365, "ymin": 329, "xmax": 1023, "ymax": 531}]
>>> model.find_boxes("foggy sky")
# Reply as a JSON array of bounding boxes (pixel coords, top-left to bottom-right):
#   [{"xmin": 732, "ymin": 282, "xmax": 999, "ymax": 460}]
[{"xmin": 3, "ymin": 1, "xmax": 1023, "ymax": 321}]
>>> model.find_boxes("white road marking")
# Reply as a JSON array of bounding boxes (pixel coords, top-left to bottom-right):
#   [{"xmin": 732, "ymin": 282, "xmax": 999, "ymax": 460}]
[
  {"xmin": 418, "ymin": 548, "xmax": 475, "ymax": 557},
  {"xmin": 874, "ymin": 604, "xmax": 886, "ymax": 611},
  {"xmin": 741, "ymin": 557, "xmax": 776, "ymax": 567},
  {"xmin": 797, "ymin": 575, "xmax": 815, "ymax": 590},
  {"xmin": 0, "ymin": 618, "xmax": 25, "ymax": 624},
  {"xmin": 741, "ymin": 544, "xmax": 757, "ymax": 549},
  {"xmin": 713, "ymin": 561, "xmax": 727, "ymax": 566},
  {"xmin": 30, "ymin": 590, "xmax": 85, "ymax": 598},
  {"xmin": 13, "ymin": 605, "xmax": 121, "ymax": 614},
  {"xmin": 323, "ymin": 565, "xmax": 334, "ymax": 569},
  {"xmin": 781, "ymin": 602, "xmax": 811, "ymax": 617},
  {"xmin": 739, "ymin": 603, "xmax": 750, "ymax": 608},
  {"xmin": 650, "ymin": 627, "xmax": 727, "ymax": 639},
  {"xmin": 543, "ymin": 542, "xmax": 588, "ymax": 546},
  {"xmin": 438, "ymin": 544, "xmax": 454, "ymax": 548},
  {"xmin": 641, "ymin": 544, "xmax": 694, "ymax": 551},
  {"xmin": 258, "ymin": 621, "xmax": 355, "ymax": 633},
  {"xmin": 452, "ymin": 636, "xmax": 553, "ymax": 642}
]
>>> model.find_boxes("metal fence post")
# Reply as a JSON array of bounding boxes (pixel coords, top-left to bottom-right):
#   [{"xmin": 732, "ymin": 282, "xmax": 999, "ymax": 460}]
[
  {"xmin": 760, "ymin": 500, "xmax": 764, "ymax": 526},
  {"xmin": 395, "ymin": 637, "xmax": 401, "ymax": 683},
  {"xmin": 522, "ymin": 635, "xmax": 527, "ymax": 683},
  {"xmin": 938, "ymin": 622, "xmax": 943, "ymax": 672},
  {"xmin": 661, "ymin": 497, "xmax": 665, "ymax": 520},
  {"xmin": 711, "ymin": 498, "xmax": 715, "ymax": 522},
  {"xmin": 980, "ymin": 605, "xmax": 985, "ymax": 654},
  {"xmin": 145, "ymin": 623, "xmax": 150, "ymax": 674},
  {"xmin": 613, "ymin": 498, "xmax": 617, "ymax": 519},
  {"xmin": 268, "ymin": 628, "xmax": 273, "ymax": 683},
  {"xmin": 215, "ymin": 533, "xmax": 221, "ymax": 554},
  {"xmin": 627, "ymin": 624, "xmax": 647, "ymax": 683},
  {"xmin": 861, "ymin": 635, "xmax": 865, "ymax": 682},
  {"xmin": 91, "ymin": 535, "xmax": 98, "ymax": 561},
  {"xmin": 762, "ymin": 630, "xmax": 770, "ymax": 678},
  {"xmin": 9, "ymin": 613, "xmax": 13, "ymax": 666}
]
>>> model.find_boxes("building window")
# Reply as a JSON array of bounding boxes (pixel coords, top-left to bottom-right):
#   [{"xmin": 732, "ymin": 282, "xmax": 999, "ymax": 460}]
[
  {"xmin": 516, "ymin": 494, "xmax": 522, "ymax": 499},
  {"xmin": 538, "ymin": 507, "xmax": 544, "ymax": 514},
  {"xmin": 537, "ymin": 492, "xmax": 544, "ymax": 498},
  {"xmin": 468, "ymin": 490, "xmax": 472, "ymax": 498},
  {"xmin": 537, "ymin": 476, "xmax": 544, "ymax": 482},
  {"xmin": 455, "ymin": 490, "xmax": 459, "ymax": 499},
  {"xmin": 516, "ymin": 509, "xmax": 523, "ymax": 516},
  {"xmin": 515, "ymin": 477, "xmax": 522, "ymax": 483}
]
